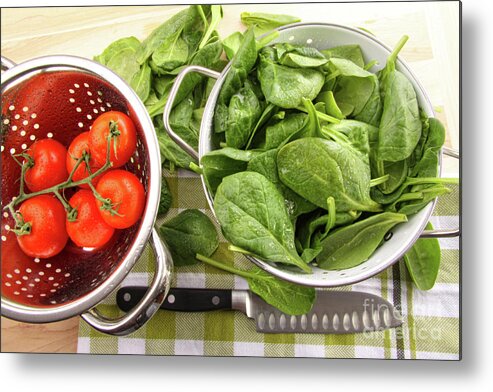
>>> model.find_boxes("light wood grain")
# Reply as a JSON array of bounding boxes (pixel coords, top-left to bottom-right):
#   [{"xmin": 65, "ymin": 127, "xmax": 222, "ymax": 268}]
[
  {"xmin": 1, "ymin": 316, "xmax": 79, "ymax": 353},
  {"xmin": 0, "ymin": 2, "xmax": 459, "ymax": 354}
]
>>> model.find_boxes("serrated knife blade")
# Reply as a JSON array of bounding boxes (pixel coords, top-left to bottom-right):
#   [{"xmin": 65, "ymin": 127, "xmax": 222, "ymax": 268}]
[
  {"xmin": 117, "ymin": 287, "xmax": 402, "ymax": 334},
  {"xmin": 235, "ymin": 290, "xmax": 402, "ymax": 334}
]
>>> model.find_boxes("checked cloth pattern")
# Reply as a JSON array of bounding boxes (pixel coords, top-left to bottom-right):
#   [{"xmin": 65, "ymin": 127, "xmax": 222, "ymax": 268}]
[{"xmin": 77, "ymin": 170, "xmax": 460, "ymax": 360}]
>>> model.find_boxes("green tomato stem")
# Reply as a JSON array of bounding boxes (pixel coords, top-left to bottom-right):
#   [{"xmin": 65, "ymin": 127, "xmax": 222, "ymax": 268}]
[{"xmin": 4, "ymin": 133, "xmax": 116, "ymax": 231}]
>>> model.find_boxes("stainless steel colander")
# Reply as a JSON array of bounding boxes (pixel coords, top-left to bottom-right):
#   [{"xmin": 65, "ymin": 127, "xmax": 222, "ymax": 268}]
[
  {"xmin": 163, "ymin": 23, "xmax": 459, "ymax": 288},
  {"xmin": 1, "ymin": 55, "xmax": 172, "ymax": 335}
]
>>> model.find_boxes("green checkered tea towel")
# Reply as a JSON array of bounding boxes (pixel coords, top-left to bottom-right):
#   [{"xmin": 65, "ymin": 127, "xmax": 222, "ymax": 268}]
[{"xmin": 77, "ymin": 171, "xmax": 460, "ymax": 360}]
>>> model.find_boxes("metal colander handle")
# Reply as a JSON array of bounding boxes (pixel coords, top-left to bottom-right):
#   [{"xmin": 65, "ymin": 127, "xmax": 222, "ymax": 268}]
[
  {"xmin": 163, "ymin": 65, "xmax": 220, "ymax": 161},
  {"xmin": 81, "ymin": 229, "xmax": 172, "ymax": 336}
]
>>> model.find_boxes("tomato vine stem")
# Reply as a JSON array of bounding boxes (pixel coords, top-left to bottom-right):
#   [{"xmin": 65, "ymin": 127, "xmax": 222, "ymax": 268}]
[{"xmin": 4, "ymin": 133, "xmax": 119, "ymax": 233}]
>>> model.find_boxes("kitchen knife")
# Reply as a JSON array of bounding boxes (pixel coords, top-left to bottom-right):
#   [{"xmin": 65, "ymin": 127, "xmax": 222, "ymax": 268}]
[{"xmin": 116, "ymin": 287, "xmax": 402, "ymax": 334}]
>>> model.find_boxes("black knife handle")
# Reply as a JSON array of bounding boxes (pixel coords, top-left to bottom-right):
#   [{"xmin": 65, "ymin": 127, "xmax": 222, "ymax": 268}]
[{"xmin": 116, "ymin": 286, "xmax": 233, "ymax": 312}]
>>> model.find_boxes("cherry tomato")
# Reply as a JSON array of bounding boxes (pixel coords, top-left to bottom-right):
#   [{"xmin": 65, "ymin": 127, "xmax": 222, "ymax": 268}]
[
  {"xmin": 95, "ymin": 170, "xmax": 145, "ymax": 229},
  {"xmin": 24, "ymin": 139, "xmax": 68, "ymax": 192},
  {"xmin": 66, "ymin": 190, "xmax": 115, "ymax": 248},
  {"xmin": 16, "ymin": 195, "xmax": 68, "ymax": 258},
  {"xmin": 66, "ymin": 132, "xmax": 103, "ymax": 189},
  {"xmin": 89, "ymin": 111, "xmax": 137, "ymax": 168}
]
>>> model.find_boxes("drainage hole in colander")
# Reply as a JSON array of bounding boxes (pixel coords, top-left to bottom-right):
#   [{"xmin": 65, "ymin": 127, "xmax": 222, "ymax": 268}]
[{"xmin": 384, "ymin": 232, "xmax": 393, "ymax": 241}]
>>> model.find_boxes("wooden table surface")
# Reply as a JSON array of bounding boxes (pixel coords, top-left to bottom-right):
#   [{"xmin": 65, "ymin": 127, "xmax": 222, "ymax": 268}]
[{"xmin": 1, "ymin": 2, "xmax": 460, "ymax": 354}]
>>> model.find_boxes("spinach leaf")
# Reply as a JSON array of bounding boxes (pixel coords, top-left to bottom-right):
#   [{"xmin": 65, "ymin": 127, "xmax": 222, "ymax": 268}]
[
  {"xmin": 247, "ymin": 268, "xmax": 315, "ymax": 314},
  {"xmin": 147, "ymin": 37, "xmax": 224, "ymax": 118},
  {"xmin": 317, "ymin": 90, "xmax": 345, "ymax": 120},
  {"xmin": 397, "ymin": 185, "xmax": 450, "ymax": 215},
  {"xmin": 247, "ymin": 149, "xmax": 316, "ymax": 219},
  {"xmin": 258, "ymin": 48, "xmax": 325, "ymax": 109},
  {"xmin": 215, "ymin": 28, "xmax": 258, "ymax": 133},
  {"xmin": 223, "ymin": 31, "xmax": 244, "ymax": 60},
  {"xmin": 95, "ymin": 37, "xmax": 141, "ymax": 85},
  {"xmin": 214, "ymin": 171, "xmax": 311, "ymax": 272},
  {"xmin": 245, "ymin": 103, "xmax": 279, "ymax": 149},
  {"xmin": 225, "ymin": 84, "xmax": 263, "ymax": 149},
  {"xmin": 295, "ymin": 197, "xmax": 340, "ymax": 263},
  {"xmin": 329, "ymin": 58, "xmax": 382, "ymax": 126},
  {"xmin": 151, "ymin": 30, "xmax": 189, "ymax": 71},
  {"xmin": 196, "ymin": 254, "xmax": 315, "ymax": 315},
  {"xmin": 404, "ymin": 222, "xmax": 441, "ymax": 290},
  {"xmin": 274, "ymin": 43, "xmax": 328, "ymax": 68},
  {"xmin": 317, "ymin": 212, "xmax": 408, "ymax": 269},
  {"xmin": 291, "ymin": 98, "xmax": 323, "ymax": 140},
  {"xmin": 136, "ymin": 7, "xmax": 195, "ymax": 64},
  {"xmin": 411, "ymin": 109, "xmax": 431, "ymax": 164},
  {"xmin": 377, "ymin": 71, "xmax": 422, "ymax": 162},
  {"xmin": 158, "ymin": 176, "xmax": 173, "ymax": 216},
  {"xmin": 377, "ymin": 35, "xmax": 421, "ymax": 162},
  {"xmin": 322, "ymin": 119, "xmax": 374, "ymax": 160},
  {"xmin": 201, "ymin": 147, "xmax": 260, "ymax": 194},
  {"xmin": 321, "ymin": 44, "xmax": 365, "ymax": 68},
  {"xmin": 130, "ymin": 61, "xmax": 152, "ymax": 102},
  {"xmin": 181, "ymin": 5, "xmax": 209, "ymax": 55},
  {"xmin": 240, "ymin": 12, "xmax": 301, "ymax": 35},
  {"xmin": 264, "ymin": 113, "xmax": 307, "ymax": 150},
  {"xmin": 409, "ymin": 117, "xmax": 445, "ymax": 179},
  {"xmin": 160, "ymin": 210, "xmax": 218, "ymax": 266},
  {"xmin": 153, "ymin": 75, "xmax": 174, "ymax": 97},
  {"xmin": 156, "ymin": 126, "xmax": 195, "ymax": 172},
  {"xmin": 374, "ymin": 159, "xmax": 409, "ymax": 195},
  {"xmin": 198, "ymin": 5, "xmax": 223, "ymax": 49},
  {"xmin": 277, "ymin": 138, "xmax": 382, "ymax": 212}
]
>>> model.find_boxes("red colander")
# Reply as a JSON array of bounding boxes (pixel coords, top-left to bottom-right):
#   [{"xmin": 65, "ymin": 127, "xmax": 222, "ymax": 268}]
[{"xmin": 1, "ymin": 55, "xmax": 172, "ymax": 336}]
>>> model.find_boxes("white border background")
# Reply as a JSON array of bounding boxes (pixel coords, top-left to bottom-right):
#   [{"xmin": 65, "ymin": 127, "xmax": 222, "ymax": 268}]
[{"xmin": 0, "ymin": 0, "xmax": 485, "ymax": 390}]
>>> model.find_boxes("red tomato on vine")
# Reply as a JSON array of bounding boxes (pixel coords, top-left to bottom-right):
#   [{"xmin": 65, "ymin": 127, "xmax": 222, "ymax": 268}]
[
  {"xmin": 24, "ymin": 139, "xmax": 68, "ymax": 192},
  {"xmin": 16, "ymin": 195, "xmax": 68, "ymax": 258},
  {"xmin": 66, "ymin": 131, "xmax": 103, "ymax": 188},
  {"xmin": 95, "ymin": 170, "xmax": 145, "ymax": 229},
  {"xmin": 66, "ymin": 190, "xmax": 115, "ymax": 248},
  {"xmin": 89, "ymin": 111, "xmax": 137, "ymax": 168}
]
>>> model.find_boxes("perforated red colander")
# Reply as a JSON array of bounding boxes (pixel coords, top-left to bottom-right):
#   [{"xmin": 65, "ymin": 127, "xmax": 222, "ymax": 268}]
[{"xmin": 1, "ymin": 55, "xmax": 172, "ymax": 336}]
